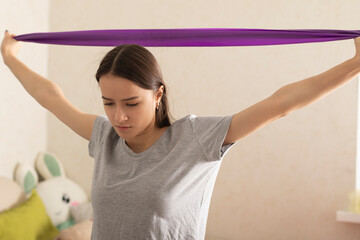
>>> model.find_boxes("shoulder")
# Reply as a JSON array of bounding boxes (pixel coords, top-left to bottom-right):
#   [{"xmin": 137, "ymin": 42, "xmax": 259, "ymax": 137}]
[
  {"xmin": 170, "ymin": 114, "xmax": 193, "ymax": 126},
  {"xmin": 92, "ymin": 115, "xmax": 117, "ymax": 141},
  {"xmin": 170, "ymin": 114, "xmax": 230, "ymax": 131},
  {"xmin": 186, "ymin": 114, "xmax": 233, "ymax": 125},
  {"xmin": 94, "ymin": 115, "xmax": 112, "ymax": 130}
]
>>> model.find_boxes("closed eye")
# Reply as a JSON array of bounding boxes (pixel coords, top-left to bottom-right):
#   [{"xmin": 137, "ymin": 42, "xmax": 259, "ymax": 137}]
[{"xmin": 104, "ymin": 103, "xmax": 138, "ymax": 107}]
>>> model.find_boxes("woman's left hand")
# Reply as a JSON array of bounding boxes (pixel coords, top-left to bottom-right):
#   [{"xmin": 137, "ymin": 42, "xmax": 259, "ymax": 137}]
[{"xmin": 355, "ymin": 36, "xmax": 360, "ymax": 60}]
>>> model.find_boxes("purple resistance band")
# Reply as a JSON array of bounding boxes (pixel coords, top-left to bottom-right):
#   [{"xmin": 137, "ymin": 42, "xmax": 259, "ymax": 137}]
[{"xmin": 13, "ymin": 28, "xmax": 360, "ymax": 47}]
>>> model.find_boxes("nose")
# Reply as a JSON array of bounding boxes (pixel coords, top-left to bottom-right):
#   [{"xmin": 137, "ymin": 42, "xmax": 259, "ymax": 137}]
[{"xmin": 114, "ymin": 106, "xmax": 128, "ymax": 123}]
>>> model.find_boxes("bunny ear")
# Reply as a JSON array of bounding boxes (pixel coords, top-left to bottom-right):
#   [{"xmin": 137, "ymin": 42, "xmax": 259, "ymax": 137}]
[
  {"xmin": 35, "ymin": 151, "xmax": 66, "ymax": 180},
  {"xmin": 14, "ymin": 162, "xmax": 38, "ymax": 195}
]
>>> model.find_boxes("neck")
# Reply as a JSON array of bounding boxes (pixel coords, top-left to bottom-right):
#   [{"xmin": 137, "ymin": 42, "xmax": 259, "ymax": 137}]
[{"xmin": 125, "ymin": 123, "xmax": 166, "ymax": 153}]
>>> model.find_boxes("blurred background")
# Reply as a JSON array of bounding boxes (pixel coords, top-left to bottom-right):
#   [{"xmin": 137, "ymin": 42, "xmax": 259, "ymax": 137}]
[{"xmin": 1, "ymin": 0, "xmax": 360, "ymax": 239}]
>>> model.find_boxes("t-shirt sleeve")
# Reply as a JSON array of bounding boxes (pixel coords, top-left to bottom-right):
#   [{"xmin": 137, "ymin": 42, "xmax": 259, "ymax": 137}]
[
  {"xmin": 88, "ymin": 115, "xmax": 111, "ymax": 158},
  {"xmin": 189, "ymin": 114, "xmax": 237, "ymax": 161}
]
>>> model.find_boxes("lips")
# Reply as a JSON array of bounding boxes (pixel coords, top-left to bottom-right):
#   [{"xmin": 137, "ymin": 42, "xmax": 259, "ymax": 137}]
[{"xmin": 117, "ymin": 126, "xmax": 131, "ymax": 131}]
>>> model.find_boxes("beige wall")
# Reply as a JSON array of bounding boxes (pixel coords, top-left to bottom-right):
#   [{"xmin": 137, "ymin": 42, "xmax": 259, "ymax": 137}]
[
  {"xmin": 0, "ymin": 0, "xmax": 49, "ymax": 178},
  {"xmin": 45, "ymin": 0, "xmax": 360, "ymax": 239}
]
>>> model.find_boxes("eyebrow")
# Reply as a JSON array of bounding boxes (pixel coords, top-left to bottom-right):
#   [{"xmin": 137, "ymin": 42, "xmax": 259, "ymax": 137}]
[{"xmin": 102, "ymin": 96, "xmax": 140, "ymax": 101}]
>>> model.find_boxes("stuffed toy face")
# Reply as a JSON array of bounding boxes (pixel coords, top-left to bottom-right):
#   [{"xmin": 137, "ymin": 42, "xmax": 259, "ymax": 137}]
[
  {"xmin": 15, "ymin": 152, "xmax": 88, "ymax": 228},
  {"xmin": 36, "ymin": 177, "xmax": 87, "ymax": 226}
]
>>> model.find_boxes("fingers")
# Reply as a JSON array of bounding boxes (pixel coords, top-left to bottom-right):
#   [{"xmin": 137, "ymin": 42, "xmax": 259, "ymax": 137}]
[
  {"xmin": 354, "ymin": 36, "xmax": 360, "ymax": 59},
  {"xmin": 4, "ymin": 30, "xmax": 10, "ymax": 38},
  {"xmin": 3, "ymin": 30, "xmax": 17, "ymax": 41},
  {"xmin": 4, "ymin": 30, "xmax": 15, "ymax": 37}
]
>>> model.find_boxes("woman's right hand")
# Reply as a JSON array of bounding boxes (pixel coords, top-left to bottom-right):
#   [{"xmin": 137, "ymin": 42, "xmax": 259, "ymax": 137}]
[{"xmin": 1, "ymin": 30, "xmax": 22, "ymax": 64}]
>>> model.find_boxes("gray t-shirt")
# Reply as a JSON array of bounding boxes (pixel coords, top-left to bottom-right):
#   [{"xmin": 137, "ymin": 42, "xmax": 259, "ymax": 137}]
[{"xmin": 88, "ymin": 114, "xmax": 236, "ymax": 240}]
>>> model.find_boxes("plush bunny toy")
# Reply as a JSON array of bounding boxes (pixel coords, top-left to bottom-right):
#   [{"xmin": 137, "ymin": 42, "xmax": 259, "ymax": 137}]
[{"xmin": 14, "ymin": 151, "xmax": 88, "ymax": 230}]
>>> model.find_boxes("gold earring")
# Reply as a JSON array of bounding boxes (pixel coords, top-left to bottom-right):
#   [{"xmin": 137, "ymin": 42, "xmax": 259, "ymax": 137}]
[{"xmin": 156, "ymin": 102, "xmax": 160, "ymax": 110}]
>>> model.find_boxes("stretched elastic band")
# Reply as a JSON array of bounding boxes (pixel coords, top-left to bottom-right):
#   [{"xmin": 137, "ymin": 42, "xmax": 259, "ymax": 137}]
[{"xmin": 13, "ymin": 28, "xmax": 360, "ymax": 47}]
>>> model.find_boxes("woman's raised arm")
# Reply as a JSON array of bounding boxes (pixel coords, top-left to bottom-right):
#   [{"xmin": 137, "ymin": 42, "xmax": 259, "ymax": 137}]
[
  {"xmin": 1, "ymin": 30, "xmax": 61, "ymax": 107},
  {"xmin": 1, "ymin": 30, "xmax": 98, "ymax": 141},
  {"xmin": 272, "ymin": 36, "xmax": 360, "ymax": 116},
  {"xmin": 223, "ymin": 37, "xmax": 360, "ymax": 145}
]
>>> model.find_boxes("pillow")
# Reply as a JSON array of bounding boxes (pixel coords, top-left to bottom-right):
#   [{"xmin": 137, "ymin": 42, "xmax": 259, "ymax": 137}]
[
  {"xmin": 0, "ymin": 176, "xmax": 26, "ymax": 212},
  {"xmin": 70, "ymin": 202, "xmax": 93, "ymax": 223},
  {"xmin": 54, "ymin": 219, "xmax": 93, "ymax": 240},
  {"xmin": 0, "ymin": 189, "xmax": 59, "ymax": 240}
]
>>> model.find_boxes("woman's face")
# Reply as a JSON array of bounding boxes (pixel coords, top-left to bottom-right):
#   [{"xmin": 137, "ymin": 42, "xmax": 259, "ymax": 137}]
[{"xmin": 99, "ymin": 74, "xmax": 160, "ymax": 139}]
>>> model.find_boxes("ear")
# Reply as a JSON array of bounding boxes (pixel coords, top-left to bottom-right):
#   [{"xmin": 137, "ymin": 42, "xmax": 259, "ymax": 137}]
[
  {"xmin": 35, "ymin": 151, "xmax": 66, "ymax": 180},
  {"xmin": 155, "ymin": 85, "xmax": 164, "ymax": 101},
  {"xmin": 14, "ymin": 161, "xmax": 38, "ymax": 195}
]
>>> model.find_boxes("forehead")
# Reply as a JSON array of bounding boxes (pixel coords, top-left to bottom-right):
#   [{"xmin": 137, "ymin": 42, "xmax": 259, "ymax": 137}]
[{"xmin": 99, "ymin": 75, "xmax": 149, "ymax": 98}]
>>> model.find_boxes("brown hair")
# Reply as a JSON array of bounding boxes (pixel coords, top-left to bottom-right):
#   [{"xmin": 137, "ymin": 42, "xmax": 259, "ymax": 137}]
[{"xmin": 95, "ymin": 44, "xmax": 174, "ymax": 128}]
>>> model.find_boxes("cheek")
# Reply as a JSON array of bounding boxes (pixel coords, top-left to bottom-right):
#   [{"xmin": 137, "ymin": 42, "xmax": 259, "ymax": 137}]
[
  {"xmin": 137, "ymin": 104, "xmax": 152, "ymax": 119},
  {"xmin": 103, "ymin": 107, "xmax": 113, "ymax": 118}
]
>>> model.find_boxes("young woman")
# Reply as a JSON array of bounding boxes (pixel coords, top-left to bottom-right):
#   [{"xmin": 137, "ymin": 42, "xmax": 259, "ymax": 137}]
[{"xmin": 2, "ymin": 30, "xmax": 360, "ymax": 240}]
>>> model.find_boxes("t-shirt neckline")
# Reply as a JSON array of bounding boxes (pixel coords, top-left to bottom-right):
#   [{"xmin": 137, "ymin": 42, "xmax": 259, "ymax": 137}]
[{"xmin": 121, "ymin": 126, "xmax": 171, "ymax": 158}]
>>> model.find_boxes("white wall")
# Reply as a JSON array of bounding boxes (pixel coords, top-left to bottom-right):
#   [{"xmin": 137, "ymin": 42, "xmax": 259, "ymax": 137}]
[
  {"xmin": 47, "ymin": 1, "xmax": 360, "ymax": 239},
  {"xmin": 0, "ymin": 0, "xmax": 49, "ymax": 179},
  {"xmin": 2, "ymin": 0, "xmax": 360, "ymax": 239}
]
